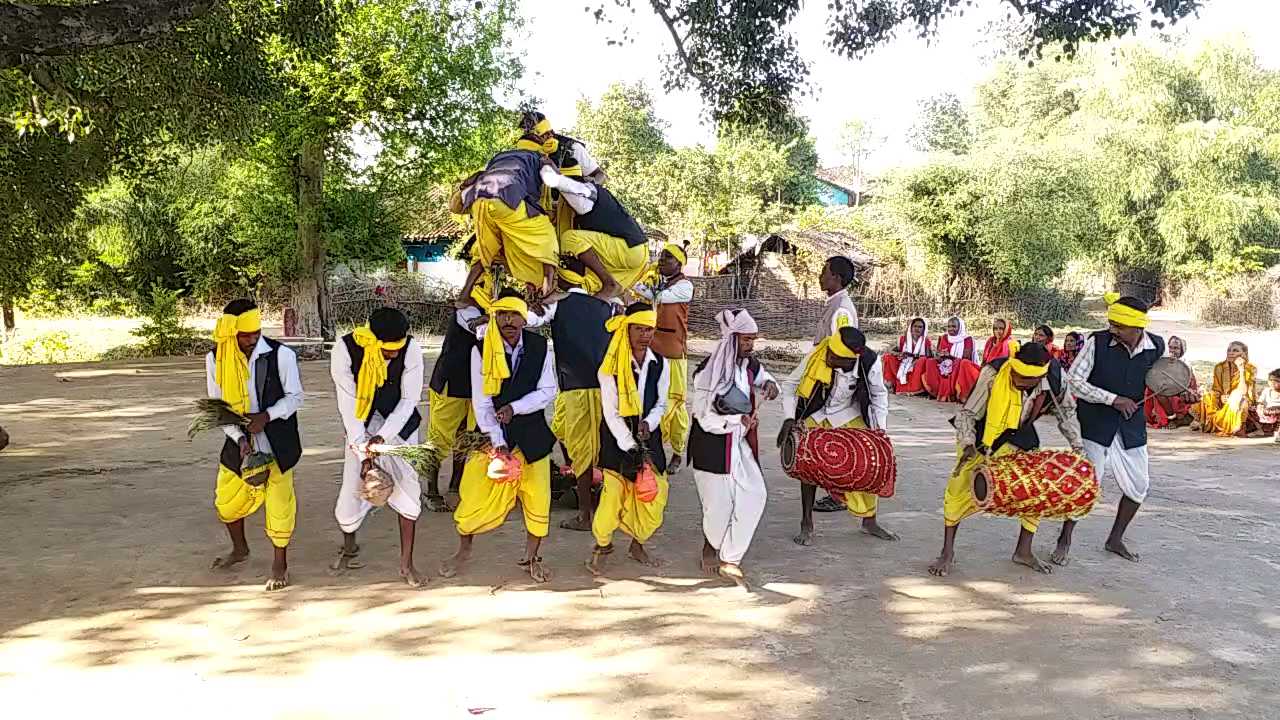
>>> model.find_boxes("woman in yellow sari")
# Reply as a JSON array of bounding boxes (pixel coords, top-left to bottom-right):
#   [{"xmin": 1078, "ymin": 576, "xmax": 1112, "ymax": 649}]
[{"xmin": 1192, "ymin": 341, "xmax": 1257, "ymax": 437}]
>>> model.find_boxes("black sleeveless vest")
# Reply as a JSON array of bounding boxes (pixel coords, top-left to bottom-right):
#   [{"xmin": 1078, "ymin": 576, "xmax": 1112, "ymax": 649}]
[
  {"xmin": 490, "ymin": 331, "xmax": 556, "ymax": 462},
  {"xmin": 341, "ymin": 333, "xmax": 422, "ymax": 440},
  {"xmin": 1076, "ymin": 330, "xmax": 1164, "ymax": 449},
  {"xmin": 793, "ymin": 349, "xmax": 878, "ymax": 425},
  {"xmin": 428, "ymin": 313, "xmax": 478, "ymax": 399},
  {"xmin": 462, "ymin": 148, "xmax": 544, "ymax": 216},
  {"xmin": 215, "ymin": 338, "xmax": 303, "ymax": 475},
  {"xmin": 970, "ymin": 357, "xmax": 1065, "ymax": 453},
  {"xmin": 689, "ymin": 356, "xmax": 763, "ymax": 475},
  {"xmin": 574, "ymin": 186, "xmax": 646, "ymax": 247},
  {"xmin": 598, "ymin": 354, "xmax": 668, "ymax": 480},
  {"xmin": 550, "ymin": 292, "xmax": 612, "ymax": 391}
]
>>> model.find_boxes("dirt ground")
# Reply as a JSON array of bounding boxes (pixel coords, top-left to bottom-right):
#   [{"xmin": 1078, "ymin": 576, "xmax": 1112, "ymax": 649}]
[{"xmin": 1, "ymin": 322, "xmax": 1278, "ymax": 719}]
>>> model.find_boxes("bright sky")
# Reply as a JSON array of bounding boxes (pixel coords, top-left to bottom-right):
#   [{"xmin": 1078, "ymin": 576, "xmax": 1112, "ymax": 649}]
[{"xmin": 512, "ymin": 0, "xmax": 1280, "ymax": 172}]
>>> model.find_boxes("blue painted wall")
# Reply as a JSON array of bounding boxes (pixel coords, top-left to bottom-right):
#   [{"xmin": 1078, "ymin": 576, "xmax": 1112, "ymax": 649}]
[{"xmin": 815, "ymin": 179, "xmax": 852, "ymax": 207}]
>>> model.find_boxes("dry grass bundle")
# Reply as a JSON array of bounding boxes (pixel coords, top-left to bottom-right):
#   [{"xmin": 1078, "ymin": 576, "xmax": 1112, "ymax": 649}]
[
  {"xmin": 187, "ymin": 398, "xmax": 249, "ymax": 440},
  {"xmin": 367, "ymin": 430, "xmax": 491, "ymax": 477}
]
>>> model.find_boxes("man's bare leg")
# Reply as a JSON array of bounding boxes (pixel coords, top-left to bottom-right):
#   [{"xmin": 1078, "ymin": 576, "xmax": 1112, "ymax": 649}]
[
  {"xmin": 560, "ymin": 468, "xmax": 595, "ymax": 531},
  {"xmin": 794, "ymin": 483, "xmax": 817, "ymax": 546},
  {"xmin": 457, "ymin": 262, "xmax": 485, "ymax": 307},
  {"xmin": 860, "ymin": 515, "xmax": 899, "ymax": 541},
  {"xmin": 1051, "ymin": 520, "xmax": 1076, "ymax": 566},
  {"xmin": 667, "ymin": 453, "xmax": 684, "ymax": 474},
  {"xmin": 928, "ymin": 524, "xmax": 959, "ymax": 576},
  {"xmin": 445, "ymin": 451, "xmax": 464, "ymax": 509},
  {"xmin": 1011, "ymin": 526, "xmax": 1051, "ymax": 573},
  {"xmin": 586, "ymin": 543, "xmax": 611, "ymax": 576},
  {"xmin": 701, "ymin": 536, "xmax": 719, "ymax": 575},
  {"xmin": 266, "ymin": 546, "xmax": 289, "ymax": 591},
  {"xmin": 628, "ymin": 538, "xmax": 664, "ymax": 567},
  {"xmin": 212, "ymin": 519, "xmax": 251, "ymax": 569},
  {"xmin": 1105, "ymin": 496, "xmax": 1142, "ymax": 562},
  {"xmin": 399, "ymin": 514, "xmax": 426, "ymax": 587},
  {"xmin": 330, "ymin": 531, "xmax": 365, "ymax": 572},
  {"xmin": 576, "ymin": 249, "xmax": 623, "ymax": 300},
  {"xmin": 518, "ymin": 533, "xmax": 550, "ymax": 583},
  {"xmin": 440, "ymin": 533, "xmax": 473, "ymax": 578}
]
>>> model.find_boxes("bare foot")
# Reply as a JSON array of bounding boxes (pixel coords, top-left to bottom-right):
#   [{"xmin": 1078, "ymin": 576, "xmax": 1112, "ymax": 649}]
[
  {"xmin": 559, "ymin": 515, "xmax": 592, "ymax": 532},
  {"xmin": 211, "ymin": 549, "xmax": 250, "ymax": 570},
  {"xmin": 439, "ymin": 548, "xmax": 471, "ymax": 578},
  {"xmin": 1050, "ymin": 539, "xmax": 1072, "ymax": 566},
  {"xmin": 423, "ymin": 494, "xmax": 453, "ymax": 513},
  {"xmin": 265, "ymin": 570, "xmax": 289, "ymax": 592},
  {"xmin": 667, "ymin": 454, "xmax": 683, "ymax": 474},
  {"xmin": 927, "ymin": 553, "xmax": 955, "ymax": 577},
  {"xmin": 1105, "ymin": 539, "xmax": 1141, "ymax": 562},
  {"xmin": 860, "ymin": 520, "xmax": 899, "ymax": 541},
  {"xmin": 1012, "ymin": 551, "xmax": 1053, "ymax": 574},
  {"xmin": 701, "ymin": 546, "xmax": 719, "ymax": 576},
  {"xmin": 628, "ymin": 541, "xmax": 664, "ymax": 567},
  {"xmin": 527, "ymin": 559, "xmax": 551, "ymax": 583},
  {"xmin": 718, "ymin": 563, "xmax": 746, "ymax": 586},
  {"xmin": 586, "ymin": 545, "xmax": 610, "ymax": 577},
  {"xmin": 793, "ymin": 527, "xmax": 815, "ymax": 546},
  {"xmin": 401, "ymin": 566, "xmax": 427, "ymax": 588}
]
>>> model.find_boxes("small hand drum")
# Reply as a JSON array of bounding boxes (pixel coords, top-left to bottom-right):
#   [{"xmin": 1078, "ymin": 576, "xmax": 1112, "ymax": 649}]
[{"xmin": 1146, "ymin": 356, "xmax": 1194, "ymax": 397}]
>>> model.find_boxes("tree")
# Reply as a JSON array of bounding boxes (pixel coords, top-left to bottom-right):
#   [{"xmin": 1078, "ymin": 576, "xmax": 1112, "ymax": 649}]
[
  {"xmin": 909, "ymin": 93, "xmax": 973, "ymax": 154},
  {"xmin": 838, "ymin": 118, "xmax": 885, "ymax": 206},
  {"xmin": 570, "ymin": 83, "xmax": 672, "ymax": 225}
]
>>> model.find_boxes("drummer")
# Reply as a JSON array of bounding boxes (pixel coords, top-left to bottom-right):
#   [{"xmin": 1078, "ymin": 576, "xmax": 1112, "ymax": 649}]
[
  {"xmin": 927, "ymin": 342, "xmax": 1083, "ymax": 577},
  {"xmin": 779, "ymin": 326, "xmax": 894, "ymax": 546}
]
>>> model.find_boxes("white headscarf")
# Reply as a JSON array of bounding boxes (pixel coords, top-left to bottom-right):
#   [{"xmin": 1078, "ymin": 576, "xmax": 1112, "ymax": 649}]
[
  {"xmin": 705, "ymin": 309, "xmax": 759, "ymax": 398},
  {"xmin": 897, "ymin": 316, "xmax": 929, "ymax": 385},
  {"xmin": 944, "ymin": 316, "xmax": 976, "ymax": 361}
]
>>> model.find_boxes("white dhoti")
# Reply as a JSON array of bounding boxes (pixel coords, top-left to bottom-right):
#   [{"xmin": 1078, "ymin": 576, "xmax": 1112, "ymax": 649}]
[
  {"xmin": 1083, "ymin": 433, "xmax": 1149, "ymax": 503},
  {"xmin": 693, "ymin": 428, "xmax": 766, "ymax": 565},
  {"xmin": 335, "ymin": 414, "xmax": 423, "ymax": 533}
]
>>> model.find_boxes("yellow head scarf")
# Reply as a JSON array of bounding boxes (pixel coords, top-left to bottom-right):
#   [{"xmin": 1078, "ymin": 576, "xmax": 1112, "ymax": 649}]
[
  {"xmin": 212, "ymin": 308, "xmax": 262, "ymax": 415},
  {"xmin": 981, "ymin": 356, "xmax": 1050, "ymax": 448},
  {"xmin": 798, "ymin": 331, "xmax": 858, "ymax": 399},
  {"xmin": 481, "ymin": 296, "xmax": 530, "ymax": 395},
  {"xmin": 352, "ymin": 325, "xmax": 408, "ymax": 421},
  {"xmin": 599, "ymin": 308, "xmax": 658, "ymax": 417},
  {"xmin": 557, "ymin": 267, "xmax": 603, "ymax": 294},
  {"xmin": 662, "ymin": 243, "xmax": 687, "ymax": 266},
  {"xmin": 1104, "ymin": 291, "xmax": 1149, "ymax": 328}
]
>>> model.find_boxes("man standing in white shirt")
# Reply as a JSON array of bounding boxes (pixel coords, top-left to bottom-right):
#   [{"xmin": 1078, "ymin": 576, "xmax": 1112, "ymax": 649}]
[
  {"xmin": 206, "ymin": 299, "xmax": 304, "ymax": 592},
  {"xmin": 811, "ymin": 255, "xmax": 860, "ymax": 513},
  {"xmin": 331, "ymin": 307, "xmax": 427, "ymax": 587},
  {"xmin": 780, "ymin": 327, "xmax": 896, "ymax": 546}
]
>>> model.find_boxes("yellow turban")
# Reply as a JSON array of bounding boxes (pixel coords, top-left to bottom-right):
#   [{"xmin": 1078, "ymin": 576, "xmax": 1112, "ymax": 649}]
[
  {"xmin": 663, "ymin": 243, "xmax": 687, "ymax": 266},
  {"xmin": 798, "ymin": 331, "xmax": 858, "ymax": 400},
  {"xmin": 981, "ymin": 356, "xmax": 1050, "ymax": 449},
  {"xmin": 532, "ymin": 118, "xmax": 552, "ymax": 136},
  {"xmin": 557, "ymin": 267, "xmax": 603, "ymax": 294},
  {"xmin": 211, "ymin": 308, "xmax": 262, "ymax": 415},
  {"xmin": 352, "ymin": 325, "xmax": 408, "ymax": 421},
  {"xmin": 599, "ymin": 309, "xmax": 658, "ymax": 417},
  {"xmin": 1104, "ymin": 291, "xmax": 1149, "ymax": 328},
  {"xmin": 481, "ymin": 296, "xmax": 530, "ymax": 395}
]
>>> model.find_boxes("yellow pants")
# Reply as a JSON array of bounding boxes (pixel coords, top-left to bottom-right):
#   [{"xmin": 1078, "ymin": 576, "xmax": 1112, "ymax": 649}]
[
  {"xmin": 560, "ymin": 229, "xmax": 649, "ymax": 291},
  {"xmin": 804, "ymin": 417, "xmax": 880, "ymax": 519},
  {"xmin": 943, "ymin": 443, "xmax": 1039, "ymax": 533},
  {"xmin": 551, "ymin": 388, "xmax": 603, "ymax": 477},
  {"xmin": 453, "ymin": 450, "xmax": 552, "ymax": 537},
  {"xmin": 472, "ymin": 198, "xmax": 558, "ymax": 289},
  {"xmin": 427, "ymin": 388, "xmax": 475, "ymax": 454},
  {"xmin": 214, "ymin": 462, "xmax": 295, "ymax": 548},
  {"xmin": 659, "ymin": 357, "xmax": 689, "ymax": 455},
  {"xmin": 592, "ymin": 468, "xmax": 669, "ymax": 547}
]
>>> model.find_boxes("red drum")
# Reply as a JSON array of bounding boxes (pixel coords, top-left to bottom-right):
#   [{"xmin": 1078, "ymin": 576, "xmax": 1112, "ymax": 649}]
[
  {"xmin": 782, "ymin": 426, "xmax": 897, "ymax": 498},
  {"xmin": 973, "ymin": 449, "xmax": 1099, "ymax": 520}
]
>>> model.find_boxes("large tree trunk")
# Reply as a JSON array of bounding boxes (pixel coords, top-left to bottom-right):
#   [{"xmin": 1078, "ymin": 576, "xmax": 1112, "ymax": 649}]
[
  {"xmin": 0, "ymin": 0, "xmax": 218, "ymax": 68},
  {"xmin": 292, "ymin": 137, "xmax": 331, "ymax": 340},
  {"xmin": 2, "ymin": 301, "xmax": 14, "ymax": 332}
]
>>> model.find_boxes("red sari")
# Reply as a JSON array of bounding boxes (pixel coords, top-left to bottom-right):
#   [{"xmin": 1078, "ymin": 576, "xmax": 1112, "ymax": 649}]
[
  {"xmin": 882, "ymin": 334, "xmax": 932, "ymax": 394},
  {"xmin": 1145, "ymin": 375, "xmax": 1198, "ymax": 428},
  {"xmin": 922, "ymin": 334, "xmax": 981, "ymax": 402}
]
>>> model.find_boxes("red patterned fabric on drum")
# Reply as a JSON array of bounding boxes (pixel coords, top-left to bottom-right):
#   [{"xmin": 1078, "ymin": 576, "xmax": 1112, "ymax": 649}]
[
  {"xmin": 973, "ymin": 449, "xmax": 1099, "ymax": 520},
  {"xmin": 782, "ymin": 427, "xmax": 897, "ymax": 498}
]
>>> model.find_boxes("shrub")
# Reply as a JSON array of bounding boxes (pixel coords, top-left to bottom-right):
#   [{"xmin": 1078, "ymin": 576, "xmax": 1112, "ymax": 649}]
[
  {"xmin": 1165, "ymin": 274, "xmax": 1276, "ymax": 329},
  {"xmin": 128, "ymin": 286, "xmax": 206, "ymax": 356}
]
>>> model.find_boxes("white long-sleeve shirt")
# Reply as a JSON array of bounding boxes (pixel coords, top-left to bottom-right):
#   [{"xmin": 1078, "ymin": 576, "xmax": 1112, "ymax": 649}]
[
  {"xmin": 780, "ymin": 354, "xmax": 888, "ymax": 430},
  {"xmin": 469, "ymin": 337, "xmax": 557, "ymax": 449},
  {"xmin": 205, "ymin": 337, "xmax": 304, "ymax": 456},
  {"xmin": 599, "ymin": 350, "xmax": 670, "ymax": 452},
  {"xmin": 635, "ymin": 277, "xmax": 694, "ymax": 305},
  {"xmin": 330, "ymin": 337, "xmax": 424, "ymax": 446},
  {"xmin": 692, "ymin": 360, "xmax": 777, "ymax": 435},
  {"xmin": 1066, "ymin": 332, "xmax": 1158, "ymax": 406},
  {"xmin": 540, "ymin": 166, "xmax": 597, "ymax": 215}
]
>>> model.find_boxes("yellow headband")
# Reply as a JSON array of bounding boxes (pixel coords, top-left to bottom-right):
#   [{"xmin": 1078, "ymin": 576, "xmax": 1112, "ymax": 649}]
[
  {"xmin": 480, "ymin": 296, "xmax": 530, "ymax": 395},
  {"xmin": 532, "ymin": 118, "xmax": 552, "ymax": 135},
  {"xmin": 599, "ymin": 310, "xmax": 658, "ymax": 417},
  {"xmin": 1104, "ymin": 291, "xmax": 1149, "ymax": 328},
  {"xmin": 211, "ymin": 308, "xmax": 263, "ymax": 415},
  {"xmin": 1007, "ymin": 357, "xmax": 1049, "ymax": 378},
  {"xmin": 561, "ymin": 164, "xmax": 583, "ymax": 177},
  {"xmin": 558, "ymin": 267, "xmax": 603, "ymax": 294},
  {"xmin": 352, "ymin": 325, "xmax": 408, "ymax": 421},
  {"xmin": 663, "ymin": 243, "xmax": 687, "ymax": 266}
]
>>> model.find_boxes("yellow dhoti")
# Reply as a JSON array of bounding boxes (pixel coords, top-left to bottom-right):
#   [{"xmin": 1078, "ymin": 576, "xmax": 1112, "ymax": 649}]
[
  {"xmin": 472, "ymin": 198, "xmax": 558, "ymax": 289},
  {"xmin": 659, "ymin": 356, "xmax": 689, "ymax": 456},
  {"xmin": 551, "ymin": 388, "xmax": 603, "ymax": 477},
  {"xmin": 942, "ymin": 443, "xmax": 1039, "ymax": 533},
  {"xmin": 214, "ymin": 462, "xmax": 295, "ymax": 548},
  {"xmin": 803, "ymin": 417, "xmax": 882, "ymax": 519},
  {"xmin": 453, "ymin": 450, "xmax": 552, "ymax": 537},
  {"xmin": 560, "ymin": 229, "xmax": 649, "ymax": 291},
  {"xmin": 426, "ymin": 387, "xmax": 475, "ymax": 455},
  {"xmin": 592, "ymin": 468, "xmax": 669, "ymax": 547}
]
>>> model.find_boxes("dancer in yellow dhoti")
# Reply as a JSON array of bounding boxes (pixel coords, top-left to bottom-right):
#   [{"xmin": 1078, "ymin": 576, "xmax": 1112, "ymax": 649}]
[
  {"xmin": 205, "ymin": 299, "xmax": 304, "ymax": 592},
  {"xmin": 636, "ymin": 244, "xmax": 694, "ymax": 473},
  {"xmin": 587, "ymin": 303, "xmax": 672, "ymax": 575},
  {"xmin": 779, "ymin": 327, "xmax": 895, "ymax": 546},
  {"xmin": 545, "ymin": 158, "xmax": 648, "ymax": 298},
  {"xmin": 927, "ymin": 342, "xmax": 1082, "ymax": 577},
  {"xmin": 442, "ymin": 291, "xmax": 558, "ymax": 583}
]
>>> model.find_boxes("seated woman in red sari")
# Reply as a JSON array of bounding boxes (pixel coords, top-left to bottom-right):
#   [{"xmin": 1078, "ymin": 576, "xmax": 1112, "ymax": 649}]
[
  {"xmin": 1061, "ymin": 331, "xmax": 1084, "ymax": 370},
  {"xmin": 922, "ymin": 316, "xmax": 981, "ymax": 402},
  {"xmin": 1145, "ymin": 335, "xmax": 1197, "ymax": 429},
  {"xmin": 882, "ymin": 317, "xmax": 931, "ymax": 395},
  {"xmin": 1032, "ymin": 325, "xmax": 1064, "ymax": 361},
  {"xmin": 982, "ymin": 317, "xmax": 1017, "ymax": 364}
]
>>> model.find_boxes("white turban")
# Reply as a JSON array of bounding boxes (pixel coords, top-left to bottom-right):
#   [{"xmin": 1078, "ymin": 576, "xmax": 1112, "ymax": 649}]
[{"xmin": 705, "ymin": 309, "xmax": 759, "ymax": 397}]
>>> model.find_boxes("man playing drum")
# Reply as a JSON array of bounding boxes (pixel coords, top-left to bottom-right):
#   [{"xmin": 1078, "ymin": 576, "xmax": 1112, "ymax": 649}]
[
  {"xmin": 1055, "ymin": 293, "xmax": 1166, "ymax": 564},
  {"xmin": 928, "ymin": 342, "xmax": 1083, "ymax": 577},
  {"xmin": 779, "ymin": 326, "xmax": 895, "ymax": 546}
]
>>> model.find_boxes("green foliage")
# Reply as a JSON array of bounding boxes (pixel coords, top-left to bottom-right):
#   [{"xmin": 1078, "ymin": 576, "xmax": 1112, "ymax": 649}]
[
  {"xmin": 0, "ymin": 330, "xmax": 78, "ymax": 365},
  {"xmin": 129, "ymin": 286, "xmax": 202, "ymax": 357},
  {"xmin": 909, "ymin": 93, "xmax": 973, "ymax": 154}
]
